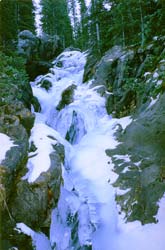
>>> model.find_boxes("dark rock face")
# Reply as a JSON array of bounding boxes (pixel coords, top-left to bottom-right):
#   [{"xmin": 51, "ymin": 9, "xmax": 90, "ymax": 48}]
[
  {"xmin": 91, "ymin": 46, "xmax": 137, "ymax": 117},
  {"xmin": 0, "ymin": 39, "xmax": 64, "ymax": 248},
  {"xmin": 0, "ymin": 137, "xmax": 64, "ymax": 249},
  {"xmin": 84, "ymin": 36, "xmax": 165, "ymax": 117},
  {"xmin": 18, "ymin": 30, "xmax": 39, "ymax": 60},
  {"xmin": 26, "ymin": 60, "xmax": 52, "ymax": 81},
  {"xmin": 18, "ymin": 30, "xmax": 63, "ymax": 80},
  {"xmin": 11, "ymin": 143, "xmax": 64, "ymax": 229},
  {"xmin": 56, "ymin": 84, "xmax": 77, "ymax": 111},
  {"xmin": 65, "ymin": 110, "xmax": 86, "ymax": 144},
  {"xmin": 83, "ymin": 51, "xmax": 99, "ymax": 83},
  {"xmin": 37, "ymin": 78, "xmax": 53, "ymax": 91},
  {"xmin": 0, "ymin": 76, "xmax": 64, "ymax": 246},
  {"xmin": 106, "ymin": 92, "xmax": 165, "ymax": 224},
  {"xmin": 83, "ymin": 36, "xmax": 165, "ymax": 225}
]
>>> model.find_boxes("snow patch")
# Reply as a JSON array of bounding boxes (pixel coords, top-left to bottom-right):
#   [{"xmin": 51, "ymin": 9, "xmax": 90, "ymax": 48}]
[
  {"xmin": 153, "ymin": 72, "xmax": 159, "ymax": 78},
  {"xmin": 147, "ymin": 95, "xmax": 159, "ymax": 109},
  {"xmin": 23, "ymin": 122, "xmax": 70, "ymax": 183},
  {"xmin": 16, "ymin": 223, "xmax": 51, "ymax": 250},
  {"xmin": 0, "ymin": 133, "xmax": 14, "ymax": 164}
]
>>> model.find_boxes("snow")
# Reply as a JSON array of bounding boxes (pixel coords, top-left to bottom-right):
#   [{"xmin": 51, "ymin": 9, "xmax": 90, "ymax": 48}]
[
  {"xmin": 22, "ymin": 122, "xmax": 71, "ymax": 183},
  {"xmin": 153, "ymin": 71, "xmax": 159, "ymax": 78},
  {"xmin": 22, "ymin": 122, "xmax": 58, "ymax": 182},
  {"xmin": 147, "ymin": 95, "xmax": 159, "ymax": 109},
  {"xmin": 156, "ymin": 80, "xmax": 163, "ymax": 86},
  {"xmin": 85, "ymin": 0, "xmax": 91, "ymax": 7},
  {"xmin": 114, "ymin": 154, "xmax": 131, "ymax": 162},
  {"xmin": 144, "ymin": 71, "xmax": 151, "ymax": 77},
  {"xmin": 0, "ymin": 133, "xmax": 14, "ymax": 164},
  {"xmin": 116, "ymin": 196, "xmax": 165, "ymax": 250},
  {"xmin": 19, "ymin": 50, "xmax": 165, "ymax": 250},
  {"xmin": 23, "ymin": 50, "xmax": 86, "ymax": 182},
  {"xmin": 103, "ymin": 2, "xmax": 112, "ymax": 11},
  {"xmin": 16, "ymin": 223, "xmax": 51, "ymax": 250}
]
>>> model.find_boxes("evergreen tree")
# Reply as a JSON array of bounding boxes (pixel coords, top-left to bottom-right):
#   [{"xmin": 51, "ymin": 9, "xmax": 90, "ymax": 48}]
[
  {"xmin": 17, "ymin": 0, "xmax": 35, "ymax": 32},
  {"xmin": 76, "ymin": 0, "xmax": 89, "ymax": 49},
  {"xmin": 41, "ymin": 0, "xmax": 73, "ymax": 48},
  {"xmin": 87, "ymin": 0, "xmax": 165, "ymax": 54},
  {"xmin": 0, "ymin": 0, "xmax": 18, "ymax": 49},
  {"xmin": 0, "ymin": 0, "xmax": 35, "ymax": 51}
]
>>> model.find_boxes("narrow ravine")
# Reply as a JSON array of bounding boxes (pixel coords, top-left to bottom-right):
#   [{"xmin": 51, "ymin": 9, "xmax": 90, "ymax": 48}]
[{"xmin": 17, "ymin": 50, "xmax": 165, "ymax": 250}]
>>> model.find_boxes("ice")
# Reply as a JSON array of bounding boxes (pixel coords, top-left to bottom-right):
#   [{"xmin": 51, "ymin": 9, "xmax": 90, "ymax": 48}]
[
  {"xmin": 153, "ymin": 71, "xmax": 159, "ymax": 78},
  {"xmin": 16, "ymin": 223, "xmax": 51, "ymax": 250},
  {"xmin": 116, "ymin": 196, "xmax": 165, "ymax": 250},
  {"xmin": 0, "ymin": 133, "xmax": 14, "ymax": 164},
  {"xmin": 20, "ymin": 50, "xmax": 165, "ymax": 249},
  {"xmin": 147, "ymin": 95, "xmax": 160, "ymax": 109},
  {"xmin": 23, "ymin": 121, "xmax": 72, "ymax": 183}
]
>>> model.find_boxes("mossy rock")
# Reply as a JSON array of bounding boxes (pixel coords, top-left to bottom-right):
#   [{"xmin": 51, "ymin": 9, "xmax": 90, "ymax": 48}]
[
  {"xmin": 106, "ymin": 92, "xmax": 165, "ymax": 224},
  {"xmin": 56, "ymin": 84, "xmax": 77, "ymax": 111}
]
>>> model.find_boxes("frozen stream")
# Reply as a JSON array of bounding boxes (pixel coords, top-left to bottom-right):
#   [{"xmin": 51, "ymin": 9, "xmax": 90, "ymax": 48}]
[{"xmin": 17, "ymin": 50, "xmax": 165, "ymax": 250}]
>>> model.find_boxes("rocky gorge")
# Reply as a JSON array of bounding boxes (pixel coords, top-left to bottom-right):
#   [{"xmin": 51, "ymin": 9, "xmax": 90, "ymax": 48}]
[{"xmin": 0, "ymin": 31, "xmax": 165, "ymax": 250}]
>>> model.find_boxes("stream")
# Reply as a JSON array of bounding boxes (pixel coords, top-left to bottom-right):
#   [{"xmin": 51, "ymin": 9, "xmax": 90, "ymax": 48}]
[{"xmin": 16, "ymin": 50, "xmax": 165, "ymax": 250}]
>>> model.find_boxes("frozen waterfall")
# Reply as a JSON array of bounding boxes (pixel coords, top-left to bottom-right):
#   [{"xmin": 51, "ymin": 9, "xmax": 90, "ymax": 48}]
[{"xmin": 17, "ymin": 50, "xmax": 165, "ymax": 250}]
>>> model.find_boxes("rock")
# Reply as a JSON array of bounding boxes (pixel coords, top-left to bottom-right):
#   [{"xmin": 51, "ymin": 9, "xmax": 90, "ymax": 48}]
[
  {"xmin": 18, "ymin": 30, "xmax": 39, "ymax": 61},
  {"xmin": 86, "ymin": 46, "xmax": 136, "ymax": 115},
  {"xmin": 26, "ymin": 60, "xmax": 52, "ymax": 80},
  {"xmin": 92, "ymin": 46, "xmax": 124, "ymax": 88},
  {"xmin": 93, "ymin": 85, "xmax": 107, "ymax": 96},
  {"xmin": 56, "ymin": 84, "xmax": 77, "ymax": 110},
  {"xmin": 32, "ymin": 96, "xmax": 41, "ymax": 112},
  {"xmin": 0, "ymin": 139, "xmax": 64, "ymax": 248},
  {"xmin": 11, "ymin": 142, "xmax": 64, "ymax": 228},
  {"xmin": 18, "ymin": 30, "xmax": 63, "ymax": 80},
  {"xmin": 106, "ymin": 94, "xmax": 114, "ymax": 114},
  {"xmin": 83, "ymin": 51, "xmax": 100, "ymax": 83},
  {"xmin": 0, "ymin": 102, "xmax": 35, "ymax": 135},
  {"xmin": 106, "ymin": 92, "xmax": 165, "ymax": 224},
  {"xmin": 0, "ymin": 122, "xmax": 30, "ymax": 248},
  {"xmin": 84, "ymin": 36, "xmax": 164, "ymax": 117},
  {"xmin": 38, "ymin": 33, "xmax": 62, "ymax": 61},
  {"xmin": 37, "ymin": 78, "xmax": 53, "ymax": 91},
  {"xmin": 65, "ymin": 110, "xmax": 86, "ymax": 144}
]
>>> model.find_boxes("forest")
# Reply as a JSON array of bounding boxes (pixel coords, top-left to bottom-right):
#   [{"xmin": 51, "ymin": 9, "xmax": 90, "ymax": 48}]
[{"xmin": 0, "ymin": 1, "xmax": 165, "ymax": 250}]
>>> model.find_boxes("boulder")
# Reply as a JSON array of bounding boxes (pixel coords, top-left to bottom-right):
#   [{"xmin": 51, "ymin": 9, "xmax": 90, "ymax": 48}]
[
  {"xmin": 56, "ymin": 84, "xmax": 77, "ymax": 111},
  {"xmin": 37, "ymin": 77, "xmax": 53, "ymax": 91},
  {"xmin": 83, "ymin": 51, "xmax": 100, "ymax": 83},
  {"xmin": 18, "ymin": 30, "xmax": 39, "ymax": 61},
  {"xmin": 65, "ymin": 110, "xmax": 86, "ymax": 144},
  {"xmin": 18, "ymin": 30, "xmax": 63, "ymax": 80},
  {"xmin": 26, "ymin": 60, "xmax": 52, "ymax": 80},
  {"xmin": 106, "ymin": 92, "xmax": 165, "ymax": 224},
  {"xmin": 0, "ymin": 138, "xmax": 64, "ymax": 248},
  {"xmin": 84, "ymin": 36, "xmax": 164, "ymax": 117},
  {"xmin": 39, "ymin": 33, "xmax": 62, "ymax": 61}
]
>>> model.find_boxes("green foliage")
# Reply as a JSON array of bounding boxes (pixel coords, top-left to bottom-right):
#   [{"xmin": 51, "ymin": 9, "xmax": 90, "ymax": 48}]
[
  {"xmin": 17, "ymin": 0, "xmax": 35, "ymax": 32},
  {"xmin": 0, "ymin": 52, "xmax": 31, "ymax": 107},
  {"xmin": 0, "ymin": 52, "xmax": 28, "ymax": 85},
  {"xmin": 0, "ymin": 0, "xmax": 35, "ymax": 51},
  {"xmin": 122, "ymin": 77, "xmax": 145, "ymax": 95},
  {"xmin": 41, "ymin": 0, "xmax": 73, "ymax": 47},
  {"xmin": 78, "ymin": 0, "xmax": 165, "ymax": 54}
]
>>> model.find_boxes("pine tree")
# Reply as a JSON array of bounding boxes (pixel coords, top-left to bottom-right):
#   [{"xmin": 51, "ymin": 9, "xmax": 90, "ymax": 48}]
[
  {"xmin": 0, "ymin": 0, "xmax": 18, "ymax": 49},
  {"xmin": 87, "ymin": 0, "xmax": 165, "ymax": 54},
  {"xmin": 41, "ymin": 0, "xmax": 73, "ymax": 48},
  {"xmin": 76, "ymin": 0, "xmax": 89, "ymax": 49},
  {"xmin": 17, "ymin": 0, "xmax": 35, "ymax": 33},
  {"xmin": 0, "ymin": 0, "xmax": 35, "ymax": 51}
]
